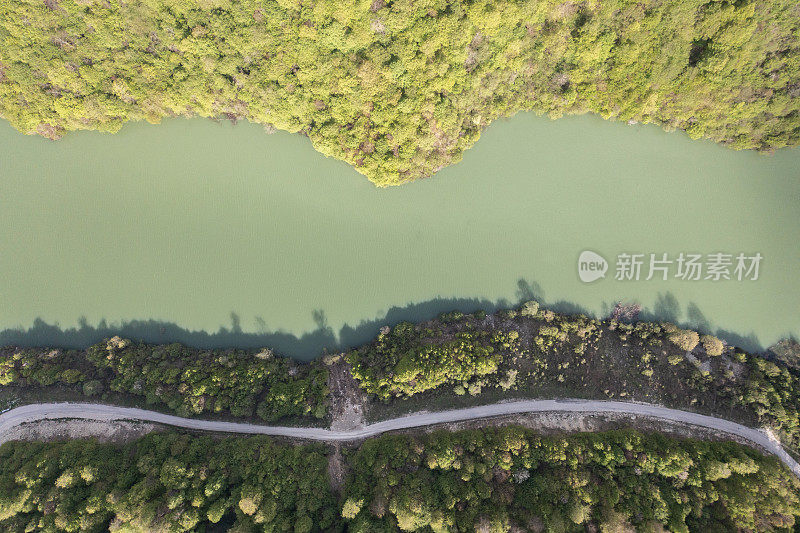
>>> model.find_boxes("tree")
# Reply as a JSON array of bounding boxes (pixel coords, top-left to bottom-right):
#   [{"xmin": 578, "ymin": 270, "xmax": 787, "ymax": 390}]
[
  {"xmin": 2, "ymin": 0, "xmax": 796, "ymax": 186},
  {"xmin": 668, "ymin": 329, "xmax": 700, "ymax": 352},
  {"xmin": 701, "ymin": 335, "xmax": 724, "ymax": 356}
]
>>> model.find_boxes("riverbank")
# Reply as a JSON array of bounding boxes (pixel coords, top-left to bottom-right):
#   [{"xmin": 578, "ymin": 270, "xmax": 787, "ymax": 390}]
[
  {"xmin": 2, "ymin": 303, "xmax": 799, "ymax": 455},
  {"xmin": 0, "ymin": 338, "xmax": 329, "ymax": 426},
  {"xmin": 4, "ymin": 0, "xmax": 798, "ymax": 184}
]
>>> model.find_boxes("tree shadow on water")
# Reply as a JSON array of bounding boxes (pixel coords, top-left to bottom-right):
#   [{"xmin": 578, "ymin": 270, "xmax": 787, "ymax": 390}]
[
  {"xmin": 0, "ymin": 282, "xmax": 771, "ymax": 358},
  {"xmin": 626, "ymin": 291, "xmax": 764, "ymax": 353},
  {"xmin": 645, "ymin": 292, "xmax": 682, "ymax": 324},
  {"xmin": 0, "ymin": 316, "xmax": 338, "ymax": 361},
  {"xmin": 0, "ymin": 280, "xmax": 548, "ymax": 359}
]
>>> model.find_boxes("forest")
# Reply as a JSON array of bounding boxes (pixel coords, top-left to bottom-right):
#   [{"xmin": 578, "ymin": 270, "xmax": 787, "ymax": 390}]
[
  {"xmin": 343, "ymin": 428, "xmax": 800, "ymax": 532},
  {"xmin": 0, "ymin": 433, "xmax": 337, "ymax": 532},
  {"xmin": 347, "ymin": 305, "xmax": 800, "ymax": 453},
  {"xmin": 0, "ymin": 428, "xmax": 797, "ymax": 532},
  {"xmin": 0, "ymin": 337, "xmax": 328, "ymax": 423},
  {"xmin": 1, "ymin": 0, "xmax": 798, "ymax": 185}
]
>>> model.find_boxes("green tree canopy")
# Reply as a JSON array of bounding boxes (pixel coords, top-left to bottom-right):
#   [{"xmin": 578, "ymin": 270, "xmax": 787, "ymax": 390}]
[{"xmin": 1, "ymin": 0, "xmax": 797, "ymax": 185}]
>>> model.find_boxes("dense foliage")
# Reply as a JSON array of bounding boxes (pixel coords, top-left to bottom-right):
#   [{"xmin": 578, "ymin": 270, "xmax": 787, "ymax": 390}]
[
  {"xmin": 0, "ymin": 433, "xmax": 337, "ymax": 532},
  {"xmin": 343, "ymin": 428, "xmax": 800, "ymax": 532},
  {"xmin": 0, "ymin": 337, "xmax": 328, "ymax": 422},
  {"xmin": 347, "ymin": 318, "xmax": 515, "ymax": 399},
  {"xmin": 1, "ymin": 428, "xmax": 798, "ymax": 532},
  {"xmin": 347, "ymin": 305, "xmax": 800, "ymax": 453},
  {"xmin": 1, "ymin": 0, "xmax": 798, "ymax": 185}
]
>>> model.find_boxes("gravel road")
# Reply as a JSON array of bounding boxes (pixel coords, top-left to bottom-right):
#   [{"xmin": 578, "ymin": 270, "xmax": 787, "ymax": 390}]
[{"xmin": 2, "ymin": 400, "xmax": 797, "ymax": 477}]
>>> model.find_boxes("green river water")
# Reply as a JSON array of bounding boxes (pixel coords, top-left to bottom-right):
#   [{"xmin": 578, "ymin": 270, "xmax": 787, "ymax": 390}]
[{"xmin": 1, "ymin": 113, "xmax": 798, "ymax": 358}]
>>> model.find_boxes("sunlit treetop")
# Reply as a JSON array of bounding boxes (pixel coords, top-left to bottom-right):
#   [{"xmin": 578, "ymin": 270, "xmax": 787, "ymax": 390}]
[{"xmin": 1, "ymin": 0, "xmax": 798, "ymax": 185}]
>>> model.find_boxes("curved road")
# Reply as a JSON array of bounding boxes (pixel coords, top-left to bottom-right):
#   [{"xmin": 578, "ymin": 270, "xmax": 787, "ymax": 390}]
[{"xmin": 2, "ymin": 400, "xmax": 798, "ymax": 477}]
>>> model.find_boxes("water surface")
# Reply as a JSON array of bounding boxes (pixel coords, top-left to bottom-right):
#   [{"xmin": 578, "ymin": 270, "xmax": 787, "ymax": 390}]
[{"xmin": 1, "ymin": 114, "xmax": 798, "ymax": 357}]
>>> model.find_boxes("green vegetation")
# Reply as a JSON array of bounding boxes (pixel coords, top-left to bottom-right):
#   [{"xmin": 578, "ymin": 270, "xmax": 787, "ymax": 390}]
[
  {"xmin": 770, "ymin": 339, "xmax": 800, "ymax": 371},
  {"xmin": 343, "ymin": 428, "xmax": 800, "ymax": 532},
  {"xmin": 0, "ymin": 433, "xmax": 336, "ymax": 532},
  {"xmin": 1, "ymin": 0, "xmax": 798, "ymax": 185},
  {"xmin": 1, "ymin": 428, "xmax": 798, "ymax": 532},
  {"xmin": 347, "ymin": 304, "xmax": 800, "ymax": 452},
  {"xmin": 0, "ymin": 337, "xmax": 328, "ymax": 422},
  {"xmin": 666, "ymin": 326, "xmax": 700, "ymax": 352},
  {"xmin": 347, "ymin": 318, "xmax": 515, "ymax": 399},
  {"xmin": 701, "ymin": 334, "xmax": 725, "ymax": 357},
  {"xmin": 3, "ymin": 306, "xmax": 799, "ymax": 454}
]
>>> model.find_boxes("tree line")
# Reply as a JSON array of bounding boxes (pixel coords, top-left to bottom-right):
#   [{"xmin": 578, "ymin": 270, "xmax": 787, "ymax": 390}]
[
  {"xmin": 0, "ymin": 337, "xmax": 328, "ymax": 423},
  {"xmin": 1, "ymin": 427, "xmax": 798, "ymax": 532},
  {"xmin": 0, "ymin": 433, "xmax": 336, "ymax": 532},
  {"xmin": 343, "ymin": 428, "xmax": 800, "ymax": 532},
  {"xmin": 1, "ymin": 0, "xmax": 797, "ymax": 185}
]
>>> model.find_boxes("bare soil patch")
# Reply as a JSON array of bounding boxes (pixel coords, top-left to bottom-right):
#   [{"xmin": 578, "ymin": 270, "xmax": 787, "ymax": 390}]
[
  {"xmin": 0, "ymin": 419, "xmax": 157, "ymax": 446},
  {"xmin": 327, "ymin": 358, "xmax": 365, "ymax": 431}
]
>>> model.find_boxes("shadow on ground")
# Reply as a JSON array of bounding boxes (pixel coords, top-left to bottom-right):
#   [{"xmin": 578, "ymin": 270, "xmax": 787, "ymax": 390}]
[{"xmin": 0, "ymin": 279, "xmax": 769, "ymax": 359}]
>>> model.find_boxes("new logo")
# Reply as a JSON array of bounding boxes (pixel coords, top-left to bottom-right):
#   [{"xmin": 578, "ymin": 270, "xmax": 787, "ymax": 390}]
[{"xmin": 578, "ymin": 250, "xmax": 608, "ymax": 283}]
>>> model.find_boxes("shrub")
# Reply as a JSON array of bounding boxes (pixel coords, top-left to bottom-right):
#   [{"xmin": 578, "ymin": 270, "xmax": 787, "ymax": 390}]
[
  {"xmin": 667, "ymin": 354, "xmax": 685, "ymax": 365},
  {"xmin": 668, "ymin": 329, "xmax": 700, "ymax": 352},
  {"xmin": 82, "ymin": 380, "xmax": 103, "ymax": 397},
  {"xmin": 498, "ymin": 370, "xmax": 518, "ymax": 391},
  {"xmin": 520, "ymin": 301, "xmax": 539, "ymax": 318},
  {"xmin": 0, "ymin": 362, "xmax": 18, "ymax": 385},
  {"xmin": 701, "ymin": 335, "xmax": 725, "ymax": 356},
  {"xmin": 341, "ymin": 498, "xmax": 364, "ymax": 519},
  {"xmin": 347, "ymin": 327, "xmax": 509, "ymax": 399}
]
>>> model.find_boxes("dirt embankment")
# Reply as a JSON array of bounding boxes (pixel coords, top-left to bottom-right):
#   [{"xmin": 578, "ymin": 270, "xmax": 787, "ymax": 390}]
[
  {"xmin": 327, "ymin": 358, "xmax": 366, "ymax": 431},
  {"xmin": 0, "ymin": 419, "xmax": 156, "ymax": 446},
  {"xmin": 325, "ymin": 357, "xmax": 366, "ymax": 491}
]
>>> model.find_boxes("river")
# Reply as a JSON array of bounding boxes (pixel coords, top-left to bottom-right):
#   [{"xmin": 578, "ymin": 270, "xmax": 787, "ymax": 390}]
[{"xmin": 1, "ymin": 113, "xmax": 798, "ymax": 358}]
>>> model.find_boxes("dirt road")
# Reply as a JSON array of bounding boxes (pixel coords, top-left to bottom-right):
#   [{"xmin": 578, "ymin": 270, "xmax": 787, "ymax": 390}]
[{"xmin": 2, "ymin": 399, "xmax": 797, "ymax": 477}]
